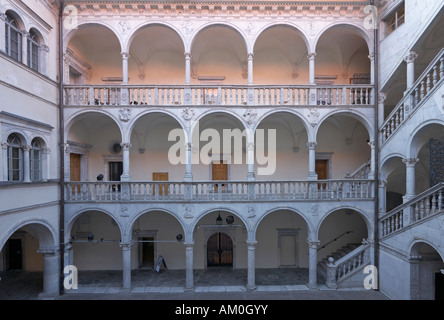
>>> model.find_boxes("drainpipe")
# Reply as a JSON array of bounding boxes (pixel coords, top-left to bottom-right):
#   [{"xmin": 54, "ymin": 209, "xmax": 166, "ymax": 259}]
[
  {"xmin": 58, "ymin": 0, "xmax": 65, "ymax": 296},
  {"xmin": 371, "ymin": 0, "xmax": 380, "ymax": 287}
]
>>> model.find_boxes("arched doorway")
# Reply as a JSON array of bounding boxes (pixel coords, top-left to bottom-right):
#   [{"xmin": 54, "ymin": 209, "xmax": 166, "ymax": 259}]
[{"xmin": 207, "ymin": 232, "xmax": 233, "ymax": 267}]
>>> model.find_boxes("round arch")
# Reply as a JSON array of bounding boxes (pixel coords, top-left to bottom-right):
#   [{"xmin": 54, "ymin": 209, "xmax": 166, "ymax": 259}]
[
  {"xmin": 5, "ymin": 130, "xmax": 28, "ymax": 145},
  {"xmin": 253, "ymin": 108, "xmax": 312, "ymax": 141},
  {"xmin": 314, "ymin": 22, "xmax": 373, "ymax": 55},
  {"xmin": 252, "ymin": 22, "xmax": 311, "ymax": 55},
  {"xmin": 4, "ymin": 9, "xmax": 25, "ymax": 30},
  {"xmin": 191, "ymin": 207, "xmax": 250, "ymax": 236},
  {"xmin": 65, "ymin": 208, "xmax": 124, "ymax": 244},
  {"xmin": 410, "ymin": 239, "xmax": 444, "ymax": 262},
  {"xmin": 126, "ymin": 208, "xmax": 188, "ymax": 242},
  {"xmin": 125, "ymin": 21, "xmax": 186, "ymax": 54},
  {"xmin": 316, "ymin": 206, "xmax": 373, "ymax": 239},
  {"xmin": 380, "ymin": 154, "xmax": 406, "ymax": 180},
  {"xmin": 191, "ymin": 109, "xmax": 249, "ymax": 136},
  {"xmin": 128, "ymin": 109, "xmax": 186, "ymax": 143},
  {"xmin": 315, "ymin": 109, "xmax": 374, "ymax": 142},
  {"xmin": 0, "ymin": 218, "xmax": 57, "ymax": 253},
  {"xmin": 63, "ymin": 21, "xmax": 123, "ymax": 54},
  {"xmin": 406, "ymin": 119, "xmax": 444, "ymax": 159},
  {"xmin": 188, "ymin": 22, "xmax": 250, "ymax": 53},
  {"xmin": 65, "ymin": 109, "xmax": 123, "ymax": 142},
  {"xmin": 254, "ymin": 206, "xmax": 313, "ymax": 235}
]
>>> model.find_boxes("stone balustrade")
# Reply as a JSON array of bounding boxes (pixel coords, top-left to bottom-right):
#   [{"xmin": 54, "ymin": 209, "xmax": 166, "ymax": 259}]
[
  {"xmin": 64, "ymin": 179, "xmax": 375, "ymax": 202},
  {"xmin": 380, "ymin": 183, "xmax": 444, "ymax": 238},
  {"xmin": 325, "ymin": 243, "xmax": 371, "ymax": 289},
  {"xmin": 381, "ymin": 48, "xmax": 444, "ymax": 144},
  {"xmin": 63, "ymin": 84, "xmax": 373, "ymax": 107}
]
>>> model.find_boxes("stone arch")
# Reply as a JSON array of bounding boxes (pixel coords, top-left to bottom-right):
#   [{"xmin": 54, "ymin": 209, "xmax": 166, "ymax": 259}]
[
  {"xmin": 191, "ymin": 207, "xmax": 250, "ymax": 235},
  {"xmin": 0, "ymin": 218, "xmax": 57, "ymax": 253},
  {"xmin": 406, "ymin": 120, "xmax": 444, "ymax": 159},
  {"xmin": 315, "ymin": 109, "xmax": 374, "ymax": 142},
  {"xmin": 125, "ymin": 21, "xmax": 186, "ymax": 54},
  {"xmin": 410, "ymin": 239, "xmax": 444, "ymax": 262},
  {"xmin": 380, "ymin": 154, "xmax": 406, "ymax": 181},
  {"xmin": 252, "ymin": 22, "xmax": 311, "ymax": 54},
  {"xmin": 63, "ymin": 21, "xmax": 123, "ymax": 54},
  {"xmin": 65, "ymin": 109, "xmax": 123, "ymax": 142},
  {"xmin": 189, "ymin": 22, "xmax": 249, "ymax": 53},
  {"xmin": 191, "ymin": 109, "xmax": 249, "ymax": 136},
  {"xmin": 65, "ymin": 208, "xmax": 123, "ymax": 244},
  {"xmin": 254, "ymin": 206, "xmax": 313, "ymax": 235}
]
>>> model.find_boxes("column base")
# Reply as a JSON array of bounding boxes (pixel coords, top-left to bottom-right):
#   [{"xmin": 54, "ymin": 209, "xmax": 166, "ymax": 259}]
[
  {"xmin": 403, "ymin": 195, "xmax": 415, "ymax": 203},
  {"xmin": 38, "ymin": 291, "xmax": 59, "ymax": 300},
  {"xmin": 184, "ymin": 173, "xmax": 193, "ymax": 182},
  {"xmin": 247, "ymin": 172, "xmax": 255, "ymax": 181},
  {"xmin": 307, "ymin": 173, "xmax": 318, "ymax": 181},
  {"xmin": 185, "ymin": 286, "xmax": 195, "ymax": 292},
  {"xmin": 120, "ymin": 174, "xmax": 131, "ymax": 182},
  {"xmin": 307, "ymin": 283, "xmax": 319, "ymax": 290},
  {"xmin": 246, "ymin": 285, "xmax": 257, "ymax": 292}
]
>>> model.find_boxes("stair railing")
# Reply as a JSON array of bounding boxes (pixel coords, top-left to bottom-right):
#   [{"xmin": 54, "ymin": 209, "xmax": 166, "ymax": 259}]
[{"xmin": 317, "ymin": 231, "xmax": 354, "ymax": 251}]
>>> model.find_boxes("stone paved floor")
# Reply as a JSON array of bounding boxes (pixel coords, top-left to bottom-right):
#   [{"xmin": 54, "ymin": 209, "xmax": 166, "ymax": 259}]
[{"xmin": 0, "ymin": 268, "xmax": 388, "ymax": 300}]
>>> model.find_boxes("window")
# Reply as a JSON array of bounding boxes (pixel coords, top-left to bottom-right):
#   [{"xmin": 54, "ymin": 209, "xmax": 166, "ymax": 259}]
[
  {"xmin": 7, "ymin": 134, "xmax": 23, "ymax": 181},
  {"xmin": 30, "ymin": 138, "xmax": 42, "ymax": 181},
  {"xmin": 385, "ymin": 5, "xmax": 405, "ymax": 36},
  {"xmin": 5, "ymin": 12, "xmax": 22, "ymax": 62},
  {"xmin": 27, "ymin": 30, "xmax": 40, "ymax": 72}
]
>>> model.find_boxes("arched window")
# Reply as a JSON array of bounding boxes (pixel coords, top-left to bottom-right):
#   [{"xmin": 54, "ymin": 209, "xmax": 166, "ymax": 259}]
[
  {"xmin": 7, "ymin": 134, "xmax": 23, "ymax": 181},
  {"xmin": 30, "ymin": 138, "xmax": 42, "ymax": 181},
  {"xmin": 5, "ymin": 12, "xmax": 22, "ymax": 62},
  {"xmin": 27, "ymin": 29, "xmax": 40, "ymax": 72}
]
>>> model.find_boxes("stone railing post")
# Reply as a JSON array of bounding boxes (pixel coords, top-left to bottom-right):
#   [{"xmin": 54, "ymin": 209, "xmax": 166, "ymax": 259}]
[{"xmin": 325, "ymin": 257, "xmax": 338, "ymax": 289}]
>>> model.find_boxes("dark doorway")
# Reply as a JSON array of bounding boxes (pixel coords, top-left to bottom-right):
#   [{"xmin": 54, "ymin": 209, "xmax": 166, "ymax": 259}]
[
  {"xmin": 207, "ymin": 232, "xmax": 233, "ymax": 267},
  {"xmin": 140, "ymin": 237, "xmax": 154, "ymax": 268},
  {"xmin": 435, "ymin": 272, "xmax": 444, "ymax": 300},
  {"xmin": 5, "ymin": 239, "xmax": 23, "ymax": 270},
  {"xmin": 109, "ymin": 161, "xmax": 123, "ymax": 192}
]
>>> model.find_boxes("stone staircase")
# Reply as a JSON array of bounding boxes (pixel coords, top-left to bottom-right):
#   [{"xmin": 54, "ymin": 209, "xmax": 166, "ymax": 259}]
[{"xmin": 318, "ymin": 243, "xmax": 361, "ymax": 280}]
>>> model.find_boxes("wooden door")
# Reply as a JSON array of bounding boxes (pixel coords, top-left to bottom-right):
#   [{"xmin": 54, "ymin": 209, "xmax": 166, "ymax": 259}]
[
  {"xmin": 316, "ymin": 159, "xmax": 328, "ymax": 189},
  {"xmin": 153, "ymin": 172, "xmax": 169, "ymax": 196},
  {"xmin": 212, "ymin": 162, "xmax": 227, "ymax": 192},
  {"xmin": 207, "ymin": 232, "xmax": 233, "ymax": 267},
  {"xmin": 70, "ymin": 153, "xmax": 81, "ymax": 193}
]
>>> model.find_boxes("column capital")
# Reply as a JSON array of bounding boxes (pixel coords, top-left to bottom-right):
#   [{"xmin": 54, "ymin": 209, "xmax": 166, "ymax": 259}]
[
  {"xmin": 368, "ymin": 53, "xmax": 376, "ymax": 61},
  {"xmin": 378, "ymin": 179, "xmax": 387, "ymax": 187},
  {"xmin": 404, "ymin": 51, "xmax": 418, "ymax": 64},
  {"xmin": 121, "ymin": 52, "xmax": 130, "ymax": 60},
  {"xmin": 402, "ymin": 157, "xmax": 419, "ymax": 167},
  {"xmin": 1, "ymin": 142, "xmax": 7, "ymax": 149},
  {"xmin": 120, "ymin": 142, "xmax": 132, "ymax": 150},
  {"xmin": 41, "ymin": 45, "xmax": 50, "ymax": 53},
  {"xmin": 20, "ymin": 29, "xmax": 29, "ymax": 37},
  {"xmin": 378, "ymin": 92, "xmax": 387, "ymax": 103},
  {"xmin": 307, "ymin": 141, "xmax": 317, "ymax": 150},
  {"xmin": 246, "ymin": 240, "xmax": 257, "ymax": 247},
  {"xmin": 183, "ymin": 241, "xmax": 194, "ymax": 248},
  {"xmin": 0, "ymin": 12, "xmax": 7, "ymax": 21},
  {"xmin": 307, "ymin": 52, "xmax": 316, "ymax": 60},
  {"xmin": 22, "ymin": 145, "xmax": 31, "ymax": 152},
  {"xmin": 184, "ymin": 52, "xmax": 191, "ymax": 59},
  {"xmin": 368, "ymin": 140, "xmax": 375, "ymax": 148},
  {"xmin": 119, "ymin": 242, "xmax": 133, "ymax": 249},
  {"xmin": 247, "ymin": 52, "xmax": 254, "ymax": 60},
  {"xmin": 306, "ymin": 239, "xmax": 320, "ymax": 249}
]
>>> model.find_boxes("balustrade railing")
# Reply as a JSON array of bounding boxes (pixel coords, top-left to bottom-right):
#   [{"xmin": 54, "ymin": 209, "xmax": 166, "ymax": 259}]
[
  {"xmin": 346, "ymin": 161, "xmax": 371, "ymax": 179},
  {"xmin": 63, "ymin": 84, "xmax": 372, "ymax": 107},
  {"xmin": 380, "ymin": 183, "xmax": 444, "ymax": 238},
  {"xmin": 64, "ymin": 179, "xmax": 374, "ymax": 202},
  {"xmin": 325, "ymin": 243, "xmax": 371, "ymax": 289},
  {"xmin": 381, "ymin": 48, "xmax": 444, "ymax": 144}
]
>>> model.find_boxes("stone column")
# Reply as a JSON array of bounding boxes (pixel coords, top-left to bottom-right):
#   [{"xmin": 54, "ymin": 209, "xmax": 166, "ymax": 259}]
[
  {"xmin": 409, "ymin": 255, "xmax": 421, "ymax": 300},
  {"xmin": 185, "ymin": 52, "xmax": 191, "ymax": 85},
  {"xmin": 1, "ymin": 142, "xmax": 8, "ymax": 181},
  {"xmin": 38, "ymin": 250, "xmax": 60, "ymax": 299},
  {"xmin": 184, "ymin": 242, "xmax": 194, "ymax": 291},
  {"xmin": 378, "ymin": 93, "xmax": 387, "ymax": 128},
  {"xmin": 307, "ymin": 142, "xmax": 318, "ymax": 180},
  {"xmin": 121, "ymin": 243, "xmax": 132, "ymax": 290},
  {"xmin": 121, "ymin": 52, "xmax": 130, "ymax": 84},
  {"xmin": 368, "ymin": 141, "xmax": 376, "ymax": 179},
  {"xmin": 23, "ymin": 145, "xmax": 31, "ymax": 182},
  {"xmin": 247, "ymin": 53, "xmax": 254, "ymax": 85},
  {"xmin": 21, "ymin": 30, "xmax": 27, "ymax": 64},
  {"xmin": 308, "ymin": 53, "xmax": 316, "ymax": 85},
  {"xmin": 184, "ymin": 142, "xmax": 193, "ymax": 182},
  {"xmin": 403, "ymin": 158, "xmax": 418, "ymax": 202},
  {"xmin": 64, "ymin": 144, "xmax": 71, "ymax": 181},
  {"xmin": 0, "ymin": 13, "xmax": 6, "ymax": 53},
  {"xmin": 404, "ymin": 51, "xmax": 418, "ymax": 91},
  {"xmin": 378, "ymin": 179, "xmax": 387, "ymax": 214},
  {"xmin": 246, "ymin": 240, "xmax": 257, "ymax": 290},
  {"xmin": 120, "ymin": 142, "xmax": 131, "ymax": 181},
  {"xmin": 307, "ymin": 238, "xmax": 320, "ymax": 289},
  {"xmin": 247, "ymin": 141, "xmax": 255, "ymax": 181},
  {"xmin": 369, "ymin": 53, "xmax": 376, "ymax": 85}
]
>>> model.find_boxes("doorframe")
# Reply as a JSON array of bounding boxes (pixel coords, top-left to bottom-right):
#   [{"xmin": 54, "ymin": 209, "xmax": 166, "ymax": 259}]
[
  {"xmin": 277, "ymin": 228, "xmax": 300, "ymax": 268},
  {"xmin": 209, "ymin": 154, "xmax": 231, "ymax": 181},
  {"xmin": 66, "ymin": 140, "xmax": 91, "ymax": 181},
  {"xmin": 315, "ymin": 152, "xmax": 333, "ymax": 179},
  {"xmin": 137, "ymin": 230, "xmax": 158, "ymax": 269},
  {"xmin": 203, "ymin": 226, "xmax": 237, "ymax": 269},
  {"xmin": 103, "ymin": 155, "xmax": 123, "ymax": 181},
  {"xmin": 4, "ymin": 232, "xmax": 26, "ymax": 271}
]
